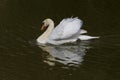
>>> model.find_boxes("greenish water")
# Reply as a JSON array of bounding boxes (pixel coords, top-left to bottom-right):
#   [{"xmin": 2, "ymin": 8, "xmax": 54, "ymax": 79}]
[{"xmin": 0, "ymin": 0, "xmax": 120, "ymax": 80}]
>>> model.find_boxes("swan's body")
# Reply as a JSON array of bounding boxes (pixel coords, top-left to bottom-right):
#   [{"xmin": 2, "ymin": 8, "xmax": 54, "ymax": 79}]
[{"xmin": 37, "ymin": 18, "xmax": 99, "ymax": 45}]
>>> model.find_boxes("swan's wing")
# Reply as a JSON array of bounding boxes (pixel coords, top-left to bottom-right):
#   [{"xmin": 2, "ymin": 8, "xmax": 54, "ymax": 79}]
[
  {"xmin": 80, "ymin": 29, "xmax": 87, "ymax": 34},
  {"xmin": 49, "ymin": 18, "xmax": 83, "ymax": 40}
]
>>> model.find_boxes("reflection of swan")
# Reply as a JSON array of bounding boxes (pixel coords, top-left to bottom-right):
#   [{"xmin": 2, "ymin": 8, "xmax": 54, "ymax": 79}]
[
  {"xmin": 38, "ymin": 41, "xmax": 91, "ymax": 67},
  {"xmin": 37, "ymin": 18, "xmax": 99, "ymax": 45}
]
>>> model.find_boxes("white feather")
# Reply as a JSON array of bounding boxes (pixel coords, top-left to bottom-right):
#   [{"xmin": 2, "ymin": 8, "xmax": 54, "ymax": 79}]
[
  {"xmin": 49, "ymin": 18, "xmax": 83, "ymax": 40},
  {"xmin": 79, "ymin": 35, "xmax": 99, "ymax": 40}
]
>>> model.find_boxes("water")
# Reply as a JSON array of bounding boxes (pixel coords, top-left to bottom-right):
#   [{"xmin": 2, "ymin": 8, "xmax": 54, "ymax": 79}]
[{"xmin": 0, "ymin": 0, "xmax": 120, "ymax": 80}]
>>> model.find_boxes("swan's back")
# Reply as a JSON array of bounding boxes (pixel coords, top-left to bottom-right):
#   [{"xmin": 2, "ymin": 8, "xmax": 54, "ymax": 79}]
[{"xmin": 49, "ymin": 17, "xmax": 83, "ymax": 40}]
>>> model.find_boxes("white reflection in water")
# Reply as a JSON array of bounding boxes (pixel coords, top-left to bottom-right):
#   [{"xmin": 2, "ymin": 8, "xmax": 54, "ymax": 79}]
[{"xmin": 38, "ymin": 41, "xmax": 91, "ymax": 67}]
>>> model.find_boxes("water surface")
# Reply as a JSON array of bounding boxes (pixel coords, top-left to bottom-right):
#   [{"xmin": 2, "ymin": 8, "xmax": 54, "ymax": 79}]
[{"xmin": 0, "ymin": 0, "xmax": 120, "ymax": 80}]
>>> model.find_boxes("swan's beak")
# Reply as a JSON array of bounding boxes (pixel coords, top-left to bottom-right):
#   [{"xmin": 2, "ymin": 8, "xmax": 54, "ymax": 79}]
[{"xmin": 41, "ymin": 24, "xmax": 45, "ymax": 31}]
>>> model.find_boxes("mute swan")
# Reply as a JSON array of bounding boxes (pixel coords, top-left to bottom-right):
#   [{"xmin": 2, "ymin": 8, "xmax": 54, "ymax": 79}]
[{"xmin": 37, "ymin": 17, "xmax": 99, "ymax": 45}]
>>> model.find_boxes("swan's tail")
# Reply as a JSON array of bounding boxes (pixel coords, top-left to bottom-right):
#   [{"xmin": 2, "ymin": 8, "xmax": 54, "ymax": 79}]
[{"xmin": 78, "ymin": 35, "xmax": 100, "ymax": 40}]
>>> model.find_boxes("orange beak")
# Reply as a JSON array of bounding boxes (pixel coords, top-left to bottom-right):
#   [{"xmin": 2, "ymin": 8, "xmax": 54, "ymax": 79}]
[{"xmin": 41, "ymin": 24, "xmax": 45, "ymax": 31}]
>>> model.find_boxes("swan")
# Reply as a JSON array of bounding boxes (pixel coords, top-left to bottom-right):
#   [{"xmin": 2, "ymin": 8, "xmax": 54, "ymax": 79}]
[{"xmin": 37, "ymin": 17, "xmax": 99, "ymax": 45}]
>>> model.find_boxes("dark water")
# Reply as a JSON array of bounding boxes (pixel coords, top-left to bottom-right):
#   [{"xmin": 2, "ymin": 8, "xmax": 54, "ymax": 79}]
[{"xmin": 0, "ymin": 0, "xmax": 120, "ymax": 80}]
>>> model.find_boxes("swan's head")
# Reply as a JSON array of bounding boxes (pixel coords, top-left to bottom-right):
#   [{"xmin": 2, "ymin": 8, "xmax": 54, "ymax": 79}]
[{"xmin": 41, "ymin": 18, "xmax": 54, "ymax": 30}]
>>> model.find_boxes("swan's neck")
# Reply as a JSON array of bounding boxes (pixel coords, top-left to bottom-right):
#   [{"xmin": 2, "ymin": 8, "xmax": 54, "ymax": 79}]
[{"xmin": 37, "ymin": 23, "xmax": 54, "ymax": 44}]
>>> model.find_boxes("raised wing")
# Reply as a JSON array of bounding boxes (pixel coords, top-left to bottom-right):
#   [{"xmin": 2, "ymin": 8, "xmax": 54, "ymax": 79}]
[{"xmin": 49, "ymin": 18, "xmax": 83, "ymax": 40}]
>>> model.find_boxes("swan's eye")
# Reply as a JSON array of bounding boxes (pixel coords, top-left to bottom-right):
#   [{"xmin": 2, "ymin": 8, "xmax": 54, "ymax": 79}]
[
  {"xmin": 41, "ymin": 22, "xmax": 49, "ymax": 31},
  {"xmin": 42, "ymin": 22, "xmax": 49, "ymax": 27},
  {"xmin": 41, "ymin": 22, "xmax": 45, "ymax": 30}
]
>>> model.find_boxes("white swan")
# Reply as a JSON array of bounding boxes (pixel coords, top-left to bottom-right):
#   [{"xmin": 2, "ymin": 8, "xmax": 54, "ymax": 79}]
[{"xmin": 37, "ymin": 17, "xmax": 99, "ymax": 45}]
